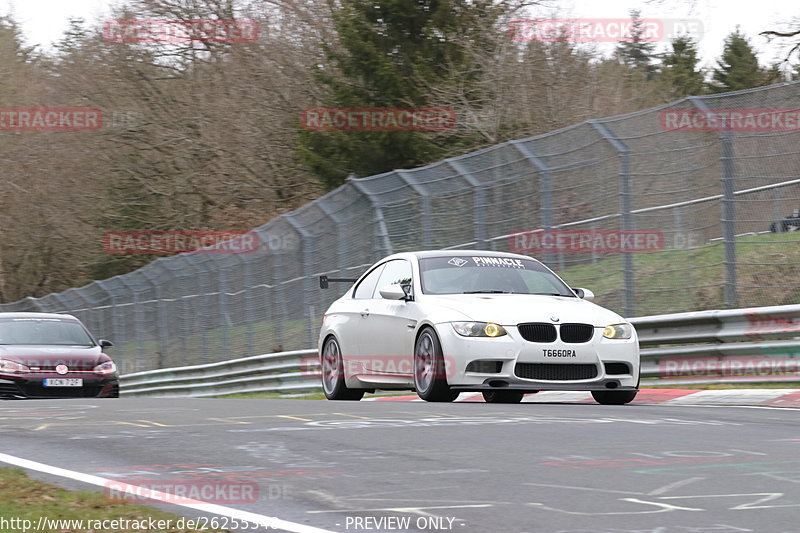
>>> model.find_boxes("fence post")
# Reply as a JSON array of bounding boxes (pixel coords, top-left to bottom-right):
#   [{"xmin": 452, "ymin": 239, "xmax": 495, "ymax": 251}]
[
  {"xmin": 509, "ymin": 140, "xmax": 554, "ymax": 266},
  {"xmin": 140, "ymin": 267, "xmax": 170, "ymax": 368},
  {"xmin": 395, "ymin": 170, "xmax": 432, "ymax": 249},
  {"xmin": 285, "ymin": 215, "xmax": 317, "ymax": 350},
  {"xmin": 114, "ymin": 276, "xmax": 152, "ymax": 367},
  {"xmin": 347, "ymin": 177, "xmax": 394, "ymax": 257},
  {"xmin": 691, "ymin": 97, "xmax": 737, "ymax": 308},
  {"xmin": 446, "ymin": 159, "xmax": 486, "ymax": 248},
  {"xmin": 588, "ymin": 120, "xmax": 635, "ymax": 317}
]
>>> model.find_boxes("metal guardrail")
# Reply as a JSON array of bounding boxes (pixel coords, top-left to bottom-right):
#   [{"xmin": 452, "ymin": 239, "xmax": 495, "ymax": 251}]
[
  {"xmin": 120, "ymin": 305, "xmax": 800, "ymax": 397},
  {"xmin": 120, "ymin": 349, "xmax": 319, "ymax": 398},
  {"xmin": 634, "ymin": 304, "xmax": 800, "ymax": 385}
]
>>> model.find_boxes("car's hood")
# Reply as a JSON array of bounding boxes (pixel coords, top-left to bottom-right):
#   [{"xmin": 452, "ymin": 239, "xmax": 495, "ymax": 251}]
[
  {"xmin": 422, "ymin": 294, "xmax": 625, "ymax": 326},
  {"xmin": 0, "ymin": 345, "xmax": 108, "ymax": 369}
]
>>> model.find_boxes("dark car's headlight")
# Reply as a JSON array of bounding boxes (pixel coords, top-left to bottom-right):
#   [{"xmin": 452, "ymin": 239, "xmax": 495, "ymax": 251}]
[
  {"xmin": 93, "ymin": 361, "xmax": 117, "ymax": 375},
  {"xmin": 603, "ymin": 323, "xmax": 634, "ymax": 339},
  {"xmin": 452, "ymin": 322, "xmax": 507, "ymax": 337},
  {"xmin": 0, "ymin": 359, "xmax": 29, "ymax": 374}
]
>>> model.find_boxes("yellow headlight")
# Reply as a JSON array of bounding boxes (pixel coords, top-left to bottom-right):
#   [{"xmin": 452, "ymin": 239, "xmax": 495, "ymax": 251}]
[
  {"xmin": 484, "ymin": 323, "xmax": 502, "ymax": 337},
  {"xmin": 603, "ymin": 325, "xmax": 616, "ymax": 338}
]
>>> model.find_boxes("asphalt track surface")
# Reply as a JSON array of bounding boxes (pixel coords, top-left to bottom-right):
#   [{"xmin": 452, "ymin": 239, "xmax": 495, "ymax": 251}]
[{"xmin": 1, "ymin": 397, "xmax": 800, "ymax": 533}]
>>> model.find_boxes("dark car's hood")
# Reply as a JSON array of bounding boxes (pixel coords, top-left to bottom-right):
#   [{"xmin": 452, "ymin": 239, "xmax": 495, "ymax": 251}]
[{"xmin": 0, "ymin": 344, "xmax": 109, "ymax": 370}]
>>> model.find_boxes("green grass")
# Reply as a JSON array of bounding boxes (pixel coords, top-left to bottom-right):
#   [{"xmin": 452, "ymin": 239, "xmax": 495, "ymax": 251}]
[{"xmin": 0, "ymin": 468, "xmax": 229, "ymax": 532}]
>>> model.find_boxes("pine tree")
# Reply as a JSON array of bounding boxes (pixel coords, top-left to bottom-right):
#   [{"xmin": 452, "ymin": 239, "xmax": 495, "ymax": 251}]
[
  {"xmin": 297, "ymin": 0, "xmax": 501, "ymax": 189},
  {"xmin": 615, "ymin": 9, "xmax": 656, "ymax": 78},
  {"xmin": 708, "ymin": 28, "xmax": 767, "ymax": 92},
  {"xmin": 659, "ymin": 36, "xmax": 704, "ymax": 97}
]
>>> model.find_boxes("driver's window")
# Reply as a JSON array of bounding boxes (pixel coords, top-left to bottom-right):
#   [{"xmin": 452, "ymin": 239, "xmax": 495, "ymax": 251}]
[
  {"xmin": 353, "ymin": 265, "xmax": 386, "ymax": 299},
  {"xmin": 374, "ymin": 260, "xmax": 413, "ymax": 298}
]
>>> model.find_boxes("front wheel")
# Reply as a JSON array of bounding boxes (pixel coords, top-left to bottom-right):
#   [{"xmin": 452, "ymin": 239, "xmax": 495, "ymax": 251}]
[
  {"xmin": 414, "ymin": 328, "xmax": 459, "ymax": 402},
  {"xmin": 321, "ymin": 337, "xmax": 364, "ymax": 401},
  {"xmin": 591, "ymin": 390, "xmax": 637, "ymax": 405},
  {"xmin": 482, "ymin": 390, "xmax": 524, "ymax": 404}
]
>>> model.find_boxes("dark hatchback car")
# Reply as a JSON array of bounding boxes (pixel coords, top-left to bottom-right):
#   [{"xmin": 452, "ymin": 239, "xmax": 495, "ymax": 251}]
[
  {"xmin": 0, "ymin": 313, "xmax": 119, "ymax": 399},
  {"xmin": 769, "ymin": 208, "xmax": 800, "ymax": 233}
]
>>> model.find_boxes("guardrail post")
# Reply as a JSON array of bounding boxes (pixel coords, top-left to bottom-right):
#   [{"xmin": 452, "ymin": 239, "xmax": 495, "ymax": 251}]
[
  {"xmin": 446, "ymin": 159, "xmax": 486, "ymax": 248},
  {"xmin": 509, "ymin": 141, "xmax": 554, "ymax": 265},
  {"xmin": 691, "ymin": 97, "xmax": 737, "ymax": 308},
  {"xmin": 589, "ymin": 121, "xmax": 635, "ymax": 316}
]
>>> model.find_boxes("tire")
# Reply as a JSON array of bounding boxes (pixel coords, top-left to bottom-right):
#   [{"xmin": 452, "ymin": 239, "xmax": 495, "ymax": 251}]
[
  {"xmin": 591, "ymin": 390, "xmax": 638, "ymax": 405},
  {"xmin": 320, "ymin": 336, "xmax": 364, "ymax": 401},
  {"xmin": 414, "ymin": 327, "xmax": 459, "ymax": 402},
  {"xmin": 482, "ymin": 390, "xmax": 524, "ymax": 404}
]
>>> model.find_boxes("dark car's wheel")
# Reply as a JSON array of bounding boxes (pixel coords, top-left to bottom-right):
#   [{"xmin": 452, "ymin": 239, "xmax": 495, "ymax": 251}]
[
  {"xmin": 482, "ymin": 390, "xmax": 524, "ymax": 403},
  {"xmin": 321, "ymin": 336, "xmax": 364, "ymax": 401},
  {"xmin": 591, "ymin": 390, "xmax": 638, "ymax": 405},
  {"xmin": 414, "ymin": 327, "xmax": 459, "ymax": 402}
]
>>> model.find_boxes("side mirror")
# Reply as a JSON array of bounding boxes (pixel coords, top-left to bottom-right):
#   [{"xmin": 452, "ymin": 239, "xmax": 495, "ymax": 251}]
[
  {"xmin": 573, "ymin": 288, "xmax": 594, "ymax": 301},
  {"xmin": 379, "ymin": 284, "xmax": 409, "ymax": 301},
  {"xmin": 99, "ymin": 339, "xmax": 114, "ymax": 348}
]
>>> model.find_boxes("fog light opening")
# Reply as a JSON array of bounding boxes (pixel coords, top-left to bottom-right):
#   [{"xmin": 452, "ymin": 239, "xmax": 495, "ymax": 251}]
[
  {"xmin": 606, "ymin": 381, "xmax": 619, "ymax": 389},
  {"xmin": 488, "ymin": 380, "xmax": 508, "ymax": 388}
]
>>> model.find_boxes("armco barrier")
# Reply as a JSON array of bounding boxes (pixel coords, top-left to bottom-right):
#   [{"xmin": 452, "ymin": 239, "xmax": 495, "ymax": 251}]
[
  {"xmin": 120, "ymin": 349, "xmax": 318, "ymax": 397},
  {"xmin": 120, "ymin": 305, "xmax": 800, "ymax": 397}
]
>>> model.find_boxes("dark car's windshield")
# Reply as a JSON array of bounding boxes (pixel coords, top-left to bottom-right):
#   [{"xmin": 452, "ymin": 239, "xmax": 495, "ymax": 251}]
[
  {"xmin": 419, "ymin": 256, "xmax": 576, "ymax": 296},
  {"xmin": 0, "ymin": 318, "xmax": 95, "ymax": 346}
]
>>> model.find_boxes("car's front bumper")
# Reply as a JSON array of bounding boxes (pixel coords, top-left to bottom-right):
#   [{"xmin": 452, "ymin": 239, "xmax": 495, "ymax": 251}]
[
  {"xmin": 435, "ymin": 323, "xmax": 639, "ymax": 393},
  {"xmin": 0, "ymin": 375, "xmax": 119, "ymax": 399}
]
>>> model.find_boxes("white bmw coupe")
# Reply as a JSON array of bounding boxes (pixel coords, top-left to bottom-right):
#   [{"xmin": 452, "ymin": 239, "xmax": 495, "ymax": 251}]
[{"xmin": 318, "ymin": 250, "xmax": 639, "ymax": 404}]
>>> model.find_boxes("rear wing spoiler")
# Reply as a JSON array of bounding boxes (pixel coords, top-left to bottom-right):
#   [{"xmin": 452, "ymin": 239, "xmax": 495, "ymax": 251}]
[{"xmin": 319, "ymin": 275, "xmax": 359, "ymax": 289}]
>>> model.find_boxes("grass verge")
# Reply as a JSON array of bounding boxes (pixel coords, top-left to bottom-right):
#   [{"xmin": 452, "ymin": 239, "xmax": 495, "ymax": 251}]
[{"xmin": 0, "ymin": 468, "xmax": 229, "ymax": 532}]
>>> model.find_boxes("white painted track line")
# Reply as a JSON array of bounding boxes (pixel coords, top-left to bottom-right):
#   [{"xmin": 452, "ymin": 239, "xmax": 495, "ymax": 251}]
[{"xmin": 0, "ymin": 452, "xmax": 335, "ymax": 533}]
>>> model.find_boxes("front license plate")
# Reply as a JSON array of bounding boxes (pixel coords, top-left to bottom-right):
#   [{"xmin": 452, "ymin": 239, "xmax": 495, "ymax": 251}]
[{"xmin": 43, "ymin": 378, "xmax": 83, "ymax": 387}]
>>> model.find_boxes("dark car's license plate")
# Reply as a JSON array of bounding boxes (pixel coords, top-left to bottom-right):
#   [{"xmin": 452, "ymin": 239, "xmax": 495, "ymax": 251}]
[{"xmin": 43, "ymin": 378, "xmax": 83, "ymax": 387}]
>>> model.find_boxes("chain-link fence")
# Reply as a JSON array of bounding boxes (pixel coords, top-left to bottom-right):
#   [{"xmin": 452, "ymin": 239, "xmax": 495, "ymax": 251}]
[{"xmin": 3, "ymin": 82, "xmax": 799, "ymax": 373}]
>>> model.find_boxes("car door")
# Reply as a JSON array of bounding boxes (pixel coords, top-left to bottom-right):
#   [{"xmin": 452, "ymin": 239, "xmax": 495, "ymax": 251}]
[
  {"xmin": 359, "ymin": 259, "xmax": 418, "ymax": 375},
  {"xmin": 334, "ymin": 263, "xmax": 386, "ymax": 377}
]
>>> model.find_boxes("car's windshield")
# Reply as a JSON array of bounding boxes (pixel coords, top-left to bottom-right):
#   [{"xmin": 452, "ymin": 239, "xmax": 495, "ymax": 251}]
[
  {"xmin": 0, "ymin": 318, "xmax": 95, "ymax": 346},
  {"xmin": 419, "ymin": 256, "xmax": 576, "ymax": 296}
]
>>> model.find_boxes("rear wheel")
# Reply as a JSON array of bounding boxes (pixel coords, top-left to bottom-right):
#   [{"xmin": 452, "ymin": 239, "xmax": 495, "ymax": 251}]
[
  {"xmin": 591, "ymin": 390, "xmax": 637, "ymax": 405},
  {"xmin": 321, "ymin": 337, "xmax": 364, "ymax": 401},
  {"xmin": 414, "ymin": 328, "xmax": 459, "ymax": 402},
  {"xmin": 482, "ymin": 390, "xmax": 524, "ymax": 404}
]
